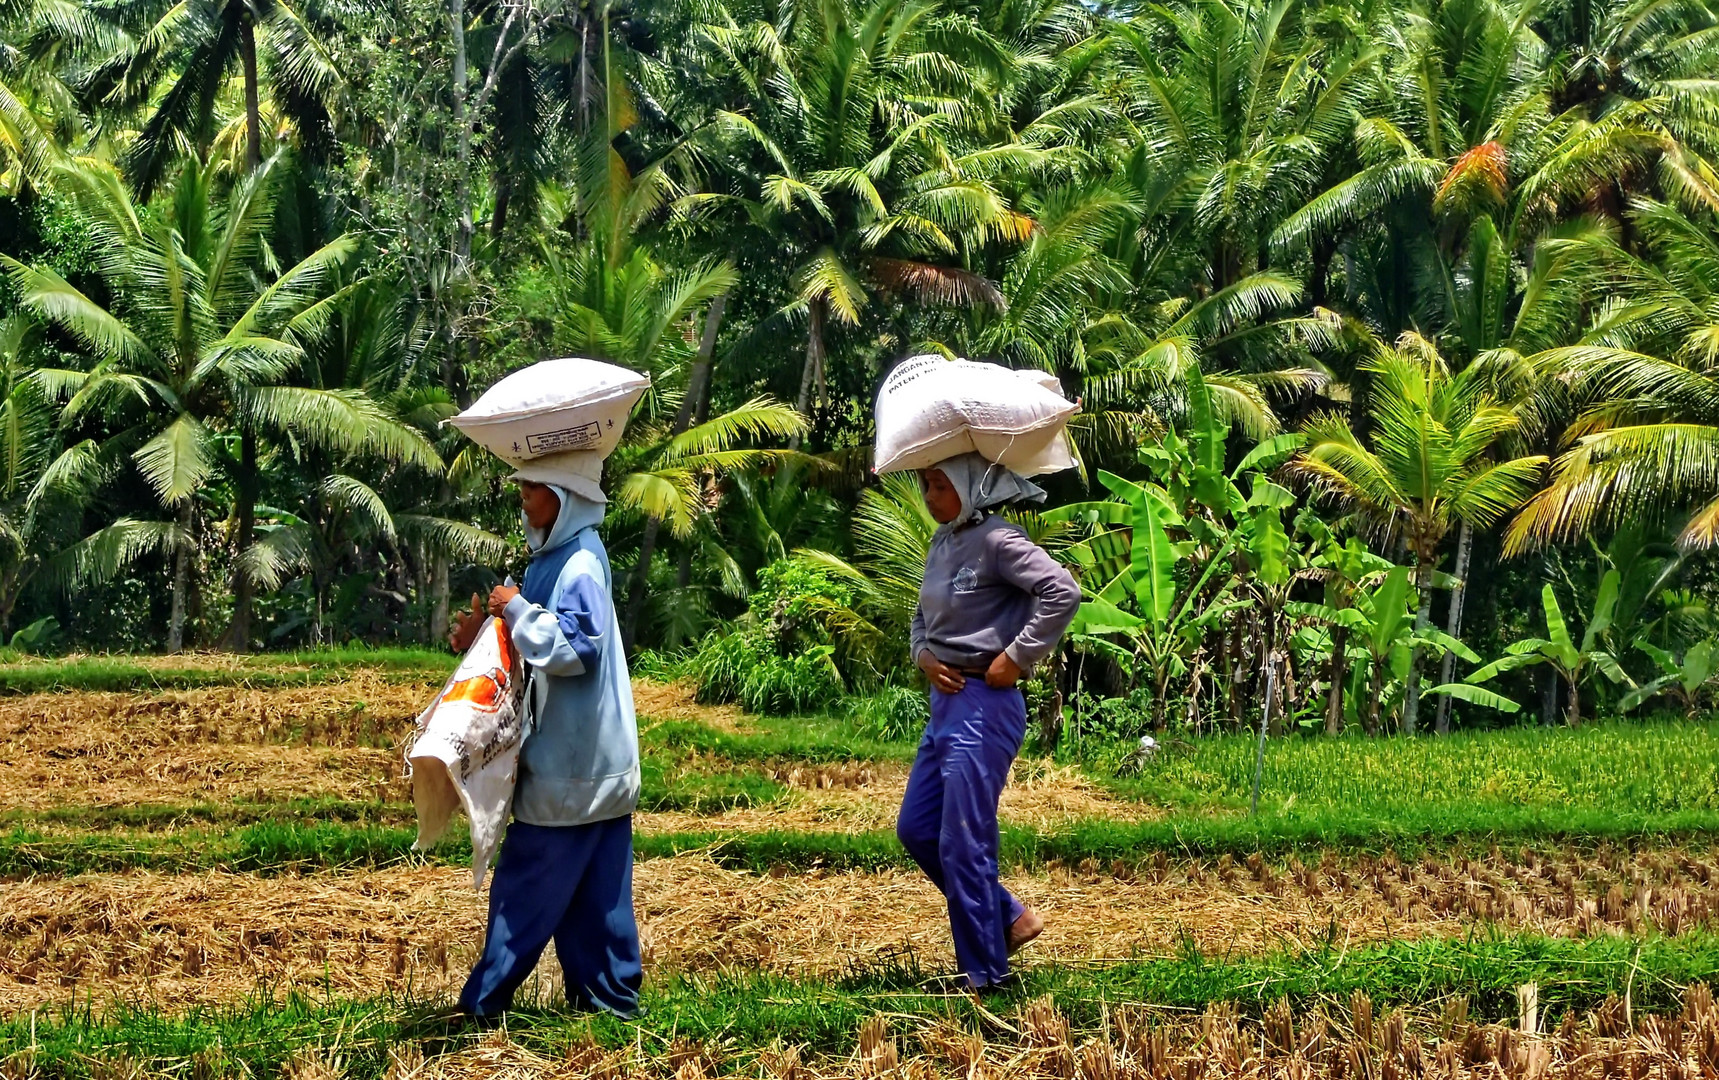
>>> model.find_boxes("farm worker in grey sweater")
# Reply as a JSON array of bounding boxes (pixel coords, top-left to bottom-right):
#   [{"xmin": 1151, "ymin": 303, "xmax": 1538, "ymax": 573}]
[
  {"xmin": 447, "ymin": 450, "xmax": 642, "ymax": 1019},
  {"xmin": 898, "ymin": 452, "xmax": 1081, "ymax": 990}
]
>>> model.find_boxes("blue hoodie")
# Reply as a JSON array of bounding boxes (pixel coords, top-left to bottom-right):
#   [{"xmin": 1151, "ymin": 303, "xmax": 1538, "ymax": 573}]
[{"xmin": 500, "ymin": 486, "xmax": 640, "ymax": 827}]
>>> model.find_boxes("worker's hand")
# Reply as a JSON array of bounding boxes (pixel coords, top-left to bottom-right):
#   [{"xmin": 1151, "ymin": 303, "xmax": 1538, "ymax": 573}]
[
  {"xmin": 918, "ymin": 650, "xmax": 966, "ymax": 694},
  {"xmin": 448, "ymin": 594, "xmax": 484, "ymax": 653},
  {"xmin": 986, "ymin": 652, "xmax": 1023, "ymax": 689},
  {"xmin": 487, "ymin": 583, "xmax": 521, "ymax": 618}
]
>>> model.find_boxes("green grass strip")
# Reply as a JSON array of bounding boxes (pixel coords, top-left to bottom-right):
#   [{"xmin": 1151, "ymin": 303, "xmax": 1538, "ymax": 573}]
[
  {"xmin": 2, "ymin": 934, "xmax": 1716, "ymax": 1077},
  {"xmin": 8, "ymin": 803, "xmax": 1719, "ymax": 880},
  {"xmin": 0, "ymin": 763, "xmax": 786, "ymax": 834},
  {"xmin": 1106, "ymin": 719, "xmax": 1719, "ymax": 818},
  {"xmin": 0, "ymin": 648, "xmax": 453, "ymax": 695}
]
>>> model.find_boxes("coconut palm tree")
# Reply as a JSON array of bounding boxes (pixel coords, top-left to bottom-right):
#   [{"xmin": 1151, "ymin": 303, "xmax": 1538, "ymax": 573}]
[
  {"xmin": 0, "ymin": 74, "xmax": 65, "ymax": 194},
  {"xmin": 0, "ymin": 314, "xmax": 188, "ymax": 634},
  {"xmin": 515, "ymin": 109, "xmax": 787, "ymax": 643},
  {"xmin": 1286, "ymin": 333, "xmax": 1547, "ymax": 733},
  {"xmin": 1505, "ymin": 197, "xmax": 1719, "ymax": 553},
  {"xmin": 1111, "ymin": 0, "xmax": 1377, "ymax": 293},
  {"xmin": 1272, "ymin": 0, "xmax": 1667, "ymax": 347},
  {"xmin": 5, "ymin": 156, "xmax": 438, "ymax": 650},
  {"xmin": 683, "ymin": 0, "xmax": 1020, "ymax": 431},
  {"xmin": 1532, "ymin": 0, "xmax": 1719, "ymax": 218},
  {"xmin": 0, "ymin": 0, "xmax": 116, "ymax": 189},
  {"xmin": 83, "ymin": 0, "xmax": 343, "ymax": 193}
]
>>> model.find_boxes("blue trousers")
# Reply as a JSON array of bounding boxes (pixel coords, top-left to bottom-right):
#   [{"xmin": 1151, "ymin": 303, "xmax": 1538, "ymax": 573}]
[
  {"xmin": 895, "ymin": 680, "xmax": 1027, "ymax": 988},
  {"xmin": 459, "ymin": 816, "xmax": 643, "ymax": 1018}
]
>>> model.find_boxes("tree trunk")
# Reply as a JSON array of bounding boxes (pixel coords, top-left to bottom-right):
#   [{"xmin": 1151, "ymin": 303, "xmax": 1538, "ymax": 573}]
[
  {"xmin": 168, "ymin": 502, "xmax": 194, "ymax": 653},
  {"xmin": 1435, "ymin": 520, "xmax": 1473, "ymax": 735},
  {"xmin": 1325, "ymin": 623, "xmax": 1348, "ymax": 735},
  {"xmin": 623, "ymin": 516, "xmax": 661, "ymax": 648},
  {"xmin": 490, "ymin": 175, "xmax": 511, "ymax": 240},
  {"xmin": 1538, "ymin": 553, "xmax": 1558, "ymax": 726},
  {"xmin": 230, "ymin": 428, "xmax": 259, "ymax": 652},
  {"xmin": 676, "ymin": 294, "xmax": 726, "ymax": 432},
  {"xmin": 0, "ymin": 566, "xmax": 18, "ymax": 640},
  {"xmin": 1566, "ymin": 674, "xmax": 1582, "ymax": 727},
  {"xmin": 1038, "ymin": 647, "xmax": 1066, "ymax": 750},
  {"xmin": 440, "ymin": 1, "xmax": 475, "ymax": 408},
  {"xmin": 450, "ymin": 0, "xmax": 473, "ymax": 268},
  {"xmin": 1400, "ymin": 559, "xmax": 1436, "ymax": 735},
  {"xmin": 1185, "ymin": 661, "xmax": 1204, "ymax": 733},
  {"xmin": 1151, "ymin": 662, "xmax": 1169, "ymax": 733},
  {"xmin": 791, "ymin": 297, "xmax": 825, "ymax": 450},
  {"xmin": 428, "ymin": 550, "xmax": 450, "ymax": 645},
  {"xmin": 240, "ymin": 15, "xmax": 263, "ymax": 169},
  {"xmin": 672, "ymin": 322, "xmax": 724, "ymax": 597},
  {"xmin": 1266, "ymin": 622, "xmax": 1285, "ymax": 735},
  {"xmin": 1309, "ymin": 234, "xmax": 1336, "ymax": 309},
  {"xmin": 626, "ymin": 295, "xmax": 728, "ymax": 646},
  {"xmin": 1365, "ymin": 654, "xmax": 1385, "ymax": 736},
  {"xmin": 1226, "ymin": 624, "xmax": 1244, "ymax": 731}
]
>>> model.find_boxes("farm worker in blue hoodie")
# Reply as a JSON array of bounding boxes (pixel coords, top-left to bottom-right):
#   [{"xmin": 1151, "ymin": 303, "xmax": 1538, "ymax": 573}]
[
  {"xmin": 898, "ymin": 452, "xmax": 1081, "ymax": 992},
  {"xmin": 446, "ymin": 448, "xmax": 642, "ymax": 1020}
]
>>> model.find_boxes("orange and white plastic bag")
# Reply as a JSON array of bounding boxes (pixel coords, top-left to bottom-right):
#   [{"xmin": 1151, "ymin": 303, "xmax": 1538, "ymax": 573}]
[{"xmin": 406, "ymin": 616, "xmax": 527, "ymax": 888}]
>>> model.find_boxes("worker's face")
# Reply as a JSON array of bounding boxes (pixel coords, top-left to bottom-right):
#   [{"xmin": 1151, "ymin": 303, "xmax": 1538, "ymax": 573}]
[
  {"xmin": 519, "ymin": 480, "xmax": 562, "ymax": 531},
  {"xmin": 920, "ymin": 469, "xmax": 963, "ymax": 525}
]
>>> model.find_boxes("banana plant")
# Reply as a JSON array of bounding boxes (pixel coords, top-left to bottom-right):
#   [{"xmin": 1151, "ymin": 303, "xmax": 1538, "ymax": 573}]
[
  {"xmin": 1619, "ymin": 641, "xmax": 1715, "ymax": 718},
  {"xmin": 1066, "ymin": 474, "xmax": 1246, "ymax": 732},
  {"xmin": 1055, "ymin": 368, "xmax": 1304, "ymax": 732},
  {"xmin": 1464, "ymin": 575, "xmax": 1634, "ymax": 726},
  {"xmin": 1290, "ymin": 567, "xmax": 1491, "ymax": 733},
  {"xmin": 1294, "ymin": 515, "xmax": 1392, "ymax": 733}
]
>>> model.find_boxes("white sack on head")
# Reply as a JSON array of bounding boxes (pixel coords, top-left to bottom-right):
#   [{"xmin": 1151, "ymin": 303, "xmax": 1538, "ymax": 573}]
[
  {"xmin": 449, "ymin": 357, "xmax": 649, "ymax": 465},
  {"xmin": 406, "ymin": 616, "xmax": 526, "ymax": 889},
  {"xmin": 873, "ymin": 354, "xmax": 1079, "ymax": 476}
]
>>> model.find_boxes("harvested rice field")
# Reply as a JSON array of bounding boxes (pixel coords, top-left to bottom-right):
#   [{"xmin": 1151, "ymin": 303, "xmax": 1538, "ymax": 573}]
[
  {"xmin": 8, "ymin": 844, "xmax": 1719, "ymax": 1013},
  {"xmin": 4, "ymin": 656, "xmax": 1719, "ymax": 1078}
]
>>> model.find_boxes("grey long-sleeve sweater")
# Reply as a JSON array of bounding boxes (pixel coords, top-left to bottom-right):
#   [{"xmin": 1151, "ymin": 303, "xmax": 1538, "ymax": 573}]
[{"xmin": 910, "ymin": 514, "xmax": 1081, "ymax": 674}]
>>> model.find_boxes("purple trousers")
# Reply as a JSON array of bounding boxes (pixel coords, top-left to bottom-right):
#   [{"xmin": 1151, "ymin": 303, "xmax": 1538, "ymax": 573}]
[{"xmin": 895, "ymin": 679, "xmax": 1027, "ymax": 988}]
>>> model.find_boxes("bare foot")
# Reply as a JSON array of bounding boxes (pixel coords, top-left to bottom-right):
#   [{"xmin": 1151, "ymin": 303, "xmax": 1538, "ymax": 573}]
[{"xmin": 1007, "ymin": 907, "xmax": 1044, "ymax": 955}]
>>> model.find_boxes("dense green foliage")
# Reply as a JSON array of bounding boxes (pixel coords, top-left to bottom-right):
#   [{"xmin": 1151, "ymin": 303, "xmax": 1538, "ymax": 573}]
[{"xmin": 1, "ymin": 0, "xmax": 1717, "ymax": 735}]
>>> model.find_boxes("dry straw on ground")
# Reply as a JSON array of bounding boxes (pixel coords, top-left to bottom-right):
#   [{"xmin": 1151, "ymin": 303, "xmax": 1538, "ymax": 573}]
[
  {"xmin": 5, "ymin": 846, "xmax": 1719, "ymax": 1012},
  {"xmin": 274, "ymin": 985, "xmax": 1719, "ymax": 1079},
  {"xmin": 0, "ymin": 674, "xmax": 423, "ymax": 810},
  {"xmin": 4, "ymin": 678, "xmax": 1142, "ymax": 828},
  {"xmin": 639, "ymin": 758, "xmax": 1154, "ymax": 835},
  {"xmin": 0, "ymin": 680, "xmax": 728, "ymax": 813},
  {"xmin": 633, "ymin": 681, "xmax": 755, "ymax": 733}
]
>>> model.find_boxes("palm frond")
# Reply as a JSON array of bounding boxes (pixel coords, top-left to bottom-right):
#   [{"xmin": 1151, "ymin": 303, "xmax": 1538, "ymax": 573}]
[
  {"xmin": 242, "ymin": 386, "xmax": 442, "ymax": 472},
  {"xmin": 655, "ymin": 399, "xmax": 809, "ymax": 459},
  {"xmin": 37, "ymin": 518, "xmax": 183, "ymax": 594},
  {"xmin": 132, "ymin": 413, "xmax": 214, "ymax": 505}
]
